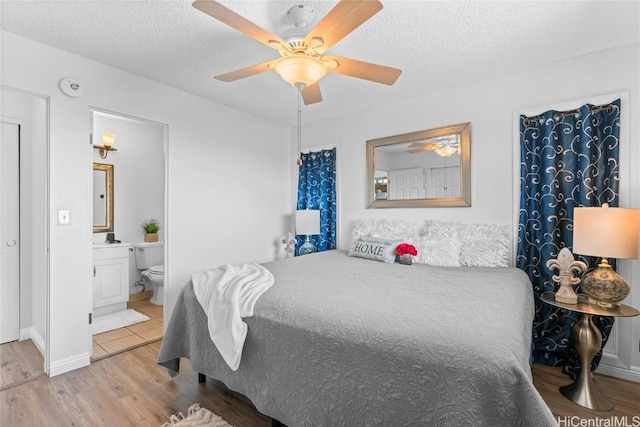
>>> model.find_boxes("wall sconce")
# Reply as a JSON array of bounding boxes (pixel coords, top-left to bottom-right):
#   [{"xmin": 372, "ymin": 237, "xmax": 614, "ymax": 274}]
[
  {"xmin": 573, "ymin": 204, "xmax": 640, "ymax": 307},
  {"xmin": 93, "ymin": 132, "xmax": 117, "ymax": 159},
  {"xmin": 296, "ymin": 209, "xmax": 320, "ymax": 256}
]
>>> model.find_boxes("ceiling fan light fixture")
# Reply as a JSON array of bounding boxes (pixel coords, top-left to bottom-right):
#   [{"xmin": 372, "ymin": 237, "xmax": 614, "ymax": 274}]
[
  {"xmin": 434, "ymin": 146, "xmax": 458, "ymax": 157},
  {"xmin": 274, "ymin": 55, "xmax": 327, "ymax": 88}
]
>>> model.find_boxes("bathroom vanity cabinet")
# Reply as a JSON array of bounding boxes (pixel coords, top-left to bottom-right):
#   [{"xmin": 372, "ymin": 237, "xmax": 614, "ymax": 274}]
[{"xmin": 93, "ymin": 243, "xmax": 131, "ymax": 317}]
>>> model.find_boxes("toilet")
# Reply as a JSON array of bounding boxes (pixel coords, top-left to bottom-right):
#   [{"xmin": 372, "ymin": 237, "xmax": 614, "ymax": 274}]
[{"xmin": 133, "ymin": 241, "xmax": 164, "ymax": 305}]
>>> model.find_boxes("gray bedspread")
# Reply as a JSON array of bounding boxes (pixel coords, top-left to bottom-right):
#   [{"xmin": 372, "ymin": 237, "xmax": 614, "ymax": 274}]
[{"xmin": 157, "ymin": 250, "xmax": 556, "ymax": 426}]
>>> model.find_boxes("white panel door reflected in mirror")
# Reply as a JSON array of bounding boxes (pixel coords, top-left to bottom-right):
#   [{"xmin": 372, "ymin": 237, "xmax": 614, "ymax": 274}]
[{"xmin": 367, "ymin": 123, "xmax": 470, "ymax": 208}]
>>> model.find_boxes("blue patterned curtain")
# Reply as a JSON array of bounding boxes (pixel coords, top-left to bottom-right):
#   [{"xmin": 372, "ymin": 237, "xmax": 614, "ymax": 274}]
[
  {"xmin": 517, "ymin": 99, "xmax": 620, "ymax": 379},
  {"xmin": 296, "ymin": 148, "xmax": 337, "ymax": 254}
]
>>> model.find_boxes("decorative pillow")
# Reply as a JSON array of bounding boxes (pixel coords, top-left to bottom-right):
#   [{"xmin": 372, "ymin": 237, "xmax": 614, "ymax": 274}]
[
  {"xmin": 348, "ymin": 236, "xmax": 403, "ymax": 263},
  {"xmin": 420, "ymin": 220, "xmax": 509, "ymax": 267},
  {"xmin": 458, "ymin": 223, "xmax": 510, "ymax": 267},
  {"xmin": 350, "ymin": 218, "xmax": 421, "ymax": 250},
  {"xmin": 416, "ymin": 235, "xmax": 462, "ymax": 267}
]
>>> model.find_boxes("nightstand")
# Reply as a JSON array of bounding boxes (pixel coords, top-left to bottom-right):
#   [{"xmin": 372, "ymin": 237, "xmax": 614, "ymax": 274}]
[{"xmin": 540, "ymin": 292, "xmax": 639, "ymax": 410}]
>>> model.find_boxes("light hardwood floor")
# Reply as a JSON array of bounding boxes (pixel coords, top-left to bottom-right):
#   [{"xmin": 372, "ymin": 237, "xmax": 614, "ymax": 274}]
[
  {"xmin": 1, "ymin": 295, "xmax": 161, "ymax": 391},
  {"xmin": 0, "ymin": 339, "xmax": 44, "ymax": 391},
  {"xmin": 531, "ymin": 362, "xmax": 640, "ymax": 419},
  {"xmin": 1, "ymin": 341, "xmax": 270, "ymax": 427},
  {"xmin": 2, "ymin": 339, "xmax": 639, "ymax": 426}
]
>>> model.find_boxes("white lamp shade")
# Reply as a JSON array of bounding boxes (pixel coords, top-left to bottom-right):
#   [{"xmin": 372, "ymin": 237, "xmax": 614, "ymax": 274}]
[
  {"xmin": 573, "ymin": 206, "xmax": 639, "ymax": 259},
  {"xmin": 102, "ymin": 132, "xmax": 116, "ymax": 148},
  {"xmin": 295, "ymin": 209, "xmax": 320, "ymax": 235}
]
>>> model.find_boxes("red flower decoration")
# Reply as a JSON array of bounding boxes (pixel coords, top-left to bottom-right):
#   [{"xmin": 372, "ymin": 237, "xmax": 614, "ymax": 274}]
[{"xmin": 396, "ymin": 243, "xmax": 418, "ymax": 257}]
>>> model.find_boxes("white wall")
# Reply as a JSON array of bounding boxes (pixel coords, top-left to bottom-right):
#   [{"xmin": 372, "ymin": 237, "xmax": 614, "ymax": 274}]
[
  {"xmin": 293, "ymin": 43, "xmax": 640, "ymax": 378},
  {"xmin": 92, "ymin": 113, "xmax": 165, "ymax": 292},
  {"xmin": 1, "ymin": 31, "xmax": 291, "ymax": 375}
]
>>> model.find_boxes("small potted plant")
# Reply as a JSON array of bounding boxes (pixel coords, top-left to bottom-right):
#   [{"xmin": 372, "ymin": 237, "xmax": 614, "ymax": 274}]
[
  {"xmin": 141, "ymin": 218, "xmax": 160, "ymax": 242},
  {"xmin": 396, "ymin": 243, "xmax": 418, "ymax": 265}
]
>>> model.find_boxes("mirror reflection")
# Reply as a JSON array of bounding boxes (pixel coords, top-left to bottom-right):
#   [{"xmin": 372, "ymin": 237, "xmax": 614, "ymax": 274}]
[
  {"xmin": 93, "ymin": 162, "xmax": 114, "ymax": 233},
  {"xmin": 367, "ymin": 122, "xmax": 471, "ymax": 208}
]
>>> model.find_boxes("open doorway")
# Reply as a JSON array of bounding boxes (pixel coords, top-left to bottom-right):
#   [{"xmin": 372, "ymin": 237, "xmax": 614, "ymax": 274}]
[{"xmin": 89, "ymin": 109, "xmax": 167, "ymax": 360}]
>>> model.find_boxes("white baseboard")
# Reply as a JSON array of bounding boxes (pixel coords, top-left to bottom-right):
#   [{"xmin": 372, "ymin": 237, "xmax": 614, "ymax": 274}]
[
  {"xmin": 596, "ymin": 363, "xmax": 640, "ymax": 383},
  {"xmin": 49, "ymin": 352, "xmax": 90, "ymax": 377},
  {"xmin": 19, "ymin": 327, "xmax": 45, "ymax": 356}
]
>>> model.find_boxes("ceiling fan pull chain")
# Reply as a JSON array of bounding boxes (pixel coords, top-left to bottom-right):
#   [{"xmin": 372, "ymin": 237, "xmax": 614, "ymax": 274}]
[{"xmin": 297, "ymin": 88, "xmax": 303, "ymax": 166}]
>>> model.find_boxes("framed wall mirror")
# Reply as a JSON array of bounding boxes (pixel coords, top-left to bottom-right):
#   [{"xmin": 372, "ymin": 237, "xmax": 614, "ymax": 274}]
[
  {"xmin": 366, "ymin": 122, "xmax": 471, "ymax": 208},
  {"xmin": 93, "ymin": 162, "xmax": 114, "ymax": 233}
]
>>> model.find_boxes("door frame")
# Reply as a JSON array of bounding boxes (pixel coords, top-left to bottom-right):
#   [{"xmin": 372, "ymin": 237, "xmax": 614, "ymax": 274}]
[
  {"xmin": 0, "ymin": 86, "xmax": 51, "ymax": 375},
  {"xmin": 88, "ymin": 107, "xmax": 169, "ymax": 357}
]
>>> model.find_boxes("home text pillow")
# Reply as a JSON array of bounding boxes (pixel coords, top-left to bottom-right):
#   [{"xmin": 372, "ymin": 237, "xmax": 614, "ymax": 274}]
[{"xmin": 348, "ymin": 236, "xmax": 403, "ymax": 263}]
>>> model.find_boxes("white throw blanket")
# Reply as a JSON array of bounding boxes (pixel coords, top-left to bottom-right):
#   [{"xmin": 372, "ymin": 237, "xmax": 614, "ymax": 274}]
[{"xmin": 192, "ymin": 263, "xmax": 274, "ymax": 371}]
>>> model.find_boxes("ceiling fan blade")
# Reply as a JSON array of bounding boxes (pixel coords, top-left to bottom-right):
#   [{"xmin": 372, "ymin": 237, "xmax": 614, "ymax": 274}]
[
  {"xmin": 215, "ymin": 60, "xmax": 275, "ymax": 82},
  {"xmin": 408, "ymin": 143, "xmax": 439, "ymax": 154},
  {"xmin": 408, "ymin": 142, "xmax": 438, "ymax": 150},
  {"xmin": 324, "ymin": 55, "xmax": 402, "ymax": 85},
  {"xmin": 305, "ymin": 0, "xmax": 383, "ymax": 53},
  {"xmin": 193, "ymin": 0, "xmax": 287, "ymax": 50},
  {"xmin": 301, "ymin": 83, "xmax": 323, "ymax": 105}
]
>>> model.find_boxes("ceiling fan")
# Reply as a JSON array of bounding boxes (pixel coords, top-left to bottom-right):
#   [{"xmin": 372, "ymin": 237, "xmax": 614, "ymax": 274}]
[
  {"xmin": 192, "ymin": 0, "xmax": 402, "ymax": 105},
  {"xmin": 408, "ymin": 135, "xmax": 461, "ymax": 157}
]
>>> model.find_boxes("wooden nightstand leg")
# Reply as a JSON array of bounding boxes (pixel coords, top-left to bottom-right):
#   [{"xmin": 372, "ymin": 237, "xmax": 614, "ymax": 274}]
[{"xmin": 559, "ymin": 313, "xmax": 614, "ymax": 411}]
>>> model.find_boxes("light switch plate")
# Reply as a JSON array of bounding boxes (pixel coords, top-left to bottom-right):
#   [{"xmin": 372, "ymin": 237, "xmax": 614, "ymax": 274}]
[{"xmin": 57, "ymin": 209, "xmax": 70, "ymax": 225}]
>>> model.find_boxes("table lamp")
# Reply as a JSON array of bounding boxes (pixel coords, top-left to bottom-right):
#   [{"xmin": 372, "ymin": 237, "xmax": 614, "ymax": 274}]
[
  {"xmin": 572, "ymin": 204, "xmax": 640, "ymax": 307},
  {"xmin": 296, "ymin": 209, "xmax": 320, "ymax": 256}
]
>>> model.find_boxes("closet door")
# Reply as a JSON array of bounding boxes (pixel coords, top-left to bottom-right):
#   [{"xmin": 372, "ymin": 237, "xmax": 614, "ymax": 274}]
[
  {"xmin": 388, "ymin": 168, "xmax": 425, "ymax": 200},
  {"xmin": 1, "ymin": 122, "xmax": 20, "ymax": 344}
]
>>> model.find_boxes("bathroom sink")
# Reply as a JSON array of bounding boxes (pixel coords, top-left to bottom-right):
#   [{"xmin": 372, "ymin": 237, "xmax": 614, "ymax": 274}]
[{"xmin": 93, "ymin": 242, "xmax": 131, "ymax": 249}]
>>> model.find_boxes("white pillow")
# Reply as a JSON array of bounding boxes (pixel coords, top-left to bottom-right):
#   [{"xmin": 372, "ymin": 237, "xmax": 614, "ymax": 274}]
[
  {"xmin": 458, "ymin": 223, "xmax": 509, "ymax": 267},
  {"xmin": 420, "ymin": 220, "xmax": 509, "ymax": 267},
  {"xmin": 348, "ymin": 236, "xmax": 403, "ymax": 263},
  {"xmin": 350, "ymin": 218, "xmax": 420, "ymax": 247},
  {"xmin": 416, "ymin": 236, "xmax": 462, "ymax": 266}
]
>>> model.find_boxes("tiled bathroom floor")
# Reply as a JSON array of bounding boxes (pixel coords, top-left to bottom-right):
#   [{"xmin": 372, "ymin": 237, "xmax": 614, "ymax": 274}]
[{"xmin": 91, "ymin": 298, "xmax": 163, "ymax": 361}]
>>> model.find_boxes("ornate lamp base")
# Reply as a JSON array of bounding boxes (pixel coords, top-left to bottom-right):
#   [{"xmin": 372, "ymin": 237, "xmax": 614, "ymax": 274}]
[
  {"xmin": 581, "ymin": 259, "xmax": 629, "ymax": 308},
  {"xmin": 298, "ymin": 236, "xmax": 317, "ymax": 256}
]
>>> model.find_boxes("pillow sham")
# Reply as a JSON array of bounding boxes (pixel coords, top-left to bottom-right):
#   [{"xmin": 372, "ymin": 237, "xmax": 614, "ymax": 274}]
[
  {"xmin": 420, "ymin": 220, "xmax": 509, "ymax": 267},
  {"xmin": 350, "ymin": 218, "xmax": 420, "ymax": 247},
  {"xmin": 416, "ymin": 236, "xmax": 462, "ymax": 267},
  {"xmin": 348, "ymin": 236, "xmax": 403, "ymax": 263},
  {"xmin": 458, "ymin": 224, "xmax": 510, "ymax": 267}
]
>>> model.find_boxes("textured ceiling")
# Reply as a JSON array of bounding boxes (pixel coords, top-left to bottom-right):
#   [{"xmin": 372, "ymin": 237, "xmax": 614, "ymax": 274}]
[{"xmin": 2, "ymin": 1, "xmax": 638, "ymax": 126}]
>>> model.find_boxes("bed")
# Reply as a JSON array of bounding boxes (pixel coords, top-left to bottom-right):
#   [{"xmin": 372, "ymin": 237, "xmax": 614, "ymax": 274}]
[{"xmin": 157, "ymin": 245, "xmax": 556, "ymax": 426}]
